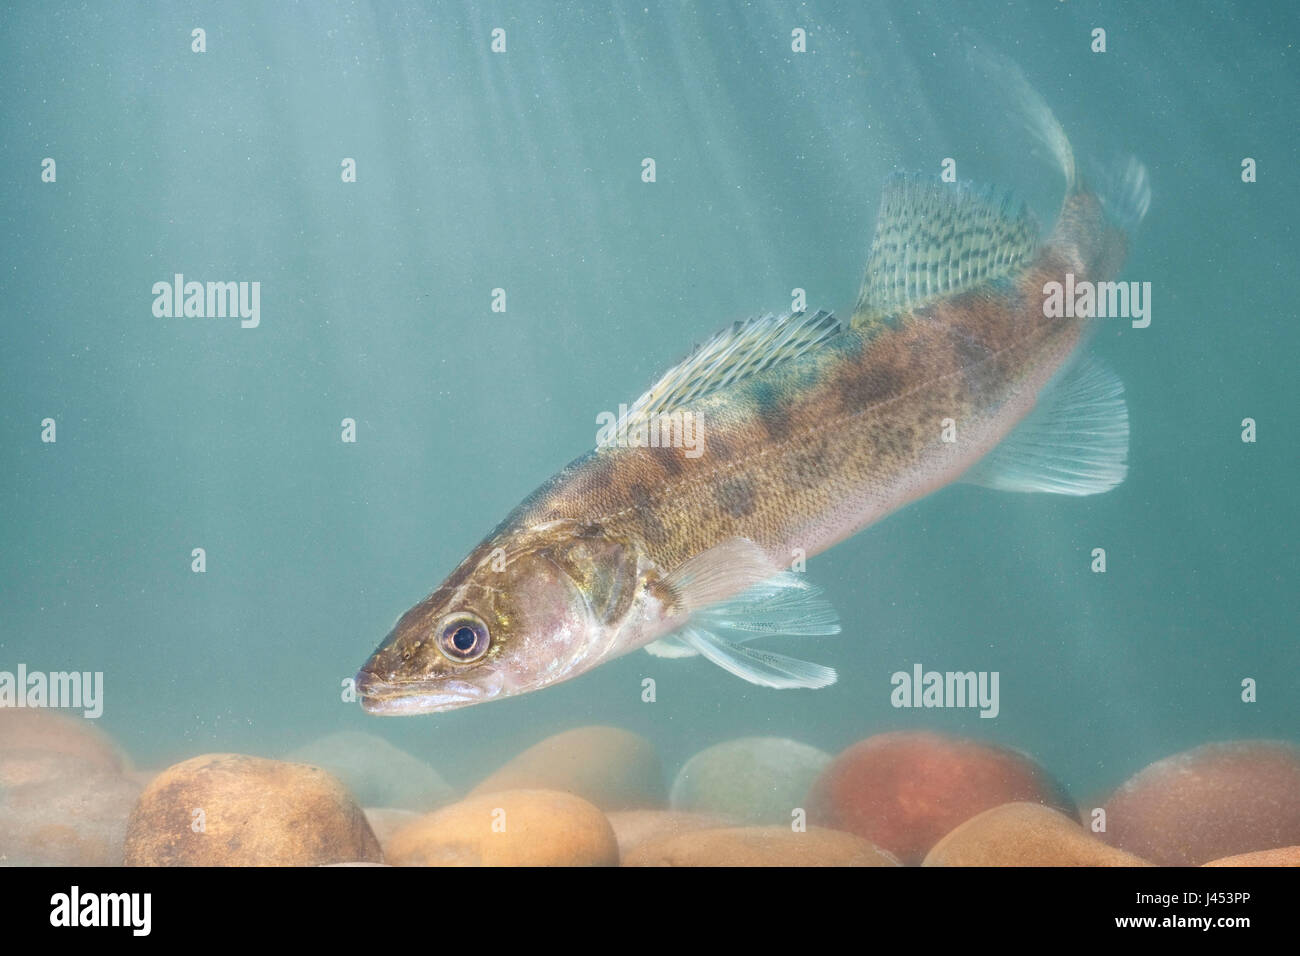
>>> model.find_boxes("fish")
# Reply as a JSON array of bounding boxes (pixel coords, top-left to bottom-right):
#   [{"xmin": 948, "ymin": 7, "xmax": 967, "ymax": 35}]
[{"xmin": 355, "ymin": 57, "xmax": 1150, "ymax": 715}]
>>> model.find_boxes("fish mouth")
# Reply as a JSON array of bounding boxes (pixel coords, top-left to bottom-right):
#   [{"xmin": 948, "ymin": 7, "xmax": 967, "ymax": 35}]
[{"xmin": 354, "ymin": 668, "xmax": 504, "ymax": 715}]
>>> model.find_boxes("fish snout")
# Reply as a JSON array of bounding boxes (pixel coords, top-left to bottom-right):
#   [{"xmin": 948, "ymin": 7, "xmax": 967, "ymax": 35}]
[{"xmin": 353, "ymin": 658, "xmax": 506, "ymax": 715}]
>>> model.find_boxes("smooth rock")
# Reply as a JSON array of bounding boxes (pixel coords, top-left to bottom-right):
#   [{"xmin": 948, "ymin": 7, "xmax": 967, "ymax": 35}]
[
  {"xmin": 0, "ymin": 751, "xmax": 92, "ymax": 790},
  {"xmin": 470, "ymin": 726, "xmax": 665, "ymax": 811},
  {"xmin": 0, "ymin": 752, "xmax": 141, "ymax": 866},
  {"xmin": 123, "ymin": 753, "xmax": 382, "ymax": 866},
  {"xmin": 284, "ymin": 731, "xmax": 453, "ymax": 812},
  {"xmin": 386, "ymin": 789, "xmax": 618, "ymax": 866},
  {"xmin": 1099, "ymin": 741, "xmax": 1300, "ymax": 866},
  {"xmin": 321, "ymin": 862, "xmax": 392, "ymax": 867},
  {"xmin": 923, "ymin": 802, "xmax": 1151, "ymax": 866},
  {"xmin": 1203, "ymin": 846, "xmax": 1300, "ymax": 867},
  {"xmin": 0, "ymin": 710, "xmax": 128, "ymax": 773},
  {"xmin": 807, "ymin": 731, "xmax": 1074, "ymax": 865},
  {"xmin": 363, "ymin": 807, "xmax": 421, "ymax": 853},
  {"xmin": 605, "ymin": 810, "xmax": 733, "ymax": 858},
  {"xmin": 669, "ymin": 737, "xmax": 831, "ymax": 825},
  {"xmin": 624, "ymin": 825, "xmax": 900, "ymax": 867}
]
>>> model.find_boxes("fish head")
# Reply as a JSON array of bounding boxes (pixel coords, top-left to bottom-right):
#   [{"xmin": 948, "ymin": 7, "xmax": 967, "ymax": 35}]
[{"xmin": 355, "ymin": 522, "xmax": 646, "ymax": 714}]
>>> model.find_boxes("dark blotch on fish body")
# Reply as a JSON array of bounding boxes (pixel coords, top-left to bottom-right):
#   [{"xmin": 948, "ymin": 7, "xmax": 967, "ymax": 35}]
[{"xmin": 714, "ymin": 476, "xmax": 757, "ymax": 519}]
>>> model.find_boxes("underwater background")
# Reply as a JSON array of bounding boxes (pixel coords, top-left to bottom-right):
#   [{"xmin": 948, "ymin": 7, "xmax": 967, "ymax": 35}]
[{"xmin": 2, "ymin": 0, "xmax": 1297, "ymax": 814}]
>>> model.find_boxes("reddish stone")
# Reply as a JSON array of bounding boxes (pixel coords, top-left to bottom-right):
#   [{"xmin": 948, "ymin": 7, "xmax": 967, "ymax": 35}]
[
  {"xmin": 807, "ymin": 731, "xmax": 1074, "ymax": 865},
  {"xmin": 1100, "ymin": 741, "xmax": 1300, "ymax": 866}
]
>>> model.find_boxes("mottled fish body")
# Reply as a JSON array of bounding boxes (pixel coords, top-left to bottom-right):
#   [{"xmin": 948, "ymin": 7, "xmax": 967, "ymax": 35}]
[{"xmin": 356, "ymin": 60, "xmax": 1149, "ymax": 714}]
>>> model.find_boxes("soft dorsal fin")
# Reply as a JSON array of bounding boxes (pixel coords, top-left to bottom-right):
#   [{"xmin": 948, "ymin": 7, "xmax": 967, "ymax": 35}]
[
  {"xmin": 852, "ymin": 175, "xmax": 1039, "ymax": 328},
  {"xmin": 598, "ymin": 309, "xmax": 840, "ymax": 450}
]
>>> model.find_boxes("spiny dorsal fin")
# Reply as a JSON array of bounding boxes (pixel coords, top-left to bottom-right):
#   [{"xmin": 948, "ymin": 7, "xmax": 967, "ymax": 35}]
[
  {"xmin": 599, "ymin": 309, "xmax": 840, "ymax": 449},
  {"xmin": 852, "ymin": 175, "xmax": 1039, "ymax": 328}
]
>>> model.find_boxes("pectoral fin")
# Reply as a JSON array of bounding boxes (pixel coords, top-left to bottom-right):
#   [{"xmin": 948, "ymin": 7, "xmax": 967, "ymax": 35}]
[
  {"xmin": 647, "ymin": 542, "xmax": 839, "ymax": 689},
  {"xmin": 658, "ymin": 537, "xmax": 783, "ymax": 611},
  {"xmin": 644, "ymin": 636, "xmax": 699, "ymax": 659},
  {"xmin": 678, "ymin": 627, "xmax": 838, "ymax": 690},
  {"xmin": 961, "ymin": 355, "xmax": 1129, "ymax": 496}
]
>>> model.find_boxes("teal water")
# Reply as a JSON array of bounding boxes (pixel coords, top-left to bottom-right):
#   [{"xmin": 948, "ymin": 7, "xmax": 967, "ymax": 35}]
[{"xmin": 2, "ymin": 0, "xmax": 1297, "ymax": 802}]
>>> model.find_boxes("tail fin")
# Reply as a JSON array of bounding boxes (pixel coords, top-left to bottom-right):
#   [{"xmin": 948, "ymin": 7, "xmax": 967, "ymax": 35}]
[
  {"xmin": 1089, "ymin": 154, "xmax": 1152, "ymax": 236},
  {"xmin": 964, "ymin": 37, "xmax": 1150, "ymax": 241},
  {"xmin": 964, "ymin": 41, "xmax": 1077, "ymax": 197}
]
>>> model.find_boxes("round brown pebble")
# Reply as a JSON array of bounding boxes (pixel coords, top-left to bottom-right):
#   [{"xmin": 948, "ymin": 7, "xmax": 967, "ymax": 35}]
[
  {"xmin": 923, "ymin": 802, "xmax": 1152, "ymax": 866},
  {"xmin": 470, "ymin": 726, "xmax": 666, "ymax": 811},
  {"xmin": 385, "ymin": 789, "xmax": 618, "ymax": 866},
  {"xmin": 320, "ymin": 862, "xmax": 392, "ymax": 867},
  {"xmin": 285, "ymin": 731, "xmax": 453, "ymax": 812},
  {"xmin": 605, "ymin": 809, "xmax": 734, "ymax": 857},
  {"xmin": 808, "ymin": 731, "xmax": 1074, "ymax": 865},
  {"xmin": 363, "ymin": 807, "xmax": 421, "ymax": 854},
  {"xmin": 123, "ymin": 753, "xmax": 381, "ymax": 866},
  {"xmin": 669, "ymin": 736, "xmax": 831, "ymax": 824},
  {"xmin": 1099, "ymin": 741, "xmax": 1300, "ymax": 866},
  {"xmin": 1203, "ymin": 846, "xmax": 1300, "ymax": 867},
  {"xmin": 0, "ymin": 710, "xmax": 128, "ymax": 773},
  {"xmin": 623, "ymin": 825, "xmax": 900, "ymax": 867},
  {"xmin": 0, "ymin": 753, "xmax": 142, "ymax": 865}
]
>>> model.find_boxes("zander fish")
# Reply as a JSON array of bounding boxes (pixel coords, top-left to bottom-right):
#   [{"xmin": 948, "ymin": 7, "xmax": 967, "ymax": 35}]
[{"xmin": 356, "ymin": 60, "xmax": 1150, "ymax": 715}]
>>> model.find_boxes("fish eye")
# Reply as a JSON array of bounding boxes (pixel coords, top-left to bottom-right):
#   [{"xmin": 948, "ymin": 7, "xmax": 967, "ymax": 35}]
[{"xmin": 435, "ymin": 612, "xmax": 490, "ymax": 663}]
